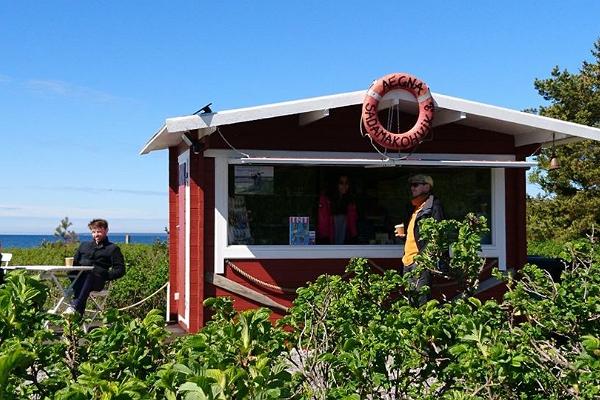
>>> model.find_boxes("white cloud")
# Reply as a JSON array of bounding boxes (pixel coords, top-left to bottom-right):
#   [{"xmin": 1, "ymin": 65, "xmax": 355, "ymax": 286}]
[
  {"xmin": 0, "ymin": 202, "xmax": 163, "ymax": 219},
  {"xmin": 32, "ymin": 186, "xmax": 166, "ymax": 196},
  {"xmin": 24, "ymin": 79, "xmax": 129, "ymax": 103}
]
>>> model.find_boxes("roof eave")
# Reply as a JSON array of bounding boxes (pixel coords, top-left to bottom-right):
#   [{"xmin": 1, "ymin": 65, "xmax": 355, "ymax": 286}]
[{"xmin": 140, "ymin": 90, "xmax": 600, "ymax": 155}]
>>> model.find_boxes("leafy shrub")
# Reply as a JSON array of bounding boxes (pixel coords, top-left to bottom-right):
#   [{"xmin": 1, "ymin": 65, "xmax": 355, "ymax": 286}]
[
  {"xmin": 54, "ymin": 309, "xmax": 170, "ymax": 399},
  {"xmin": 528, "ymin": 239, "xmax": 565, "ymax": 258},
  {"xmin": 7, "ymin": 242, "xmax": 78, "ymax": 266},
  {"xmin": 157, "ymin": 297, "xmax": 292, "ymax": 399},
  {"xmin": 280, "ymin": 217, "xmax": 600, "ymax": 399},
  {"xmin": 0, "ymin": 271, "xmax": 171, "ymax": 399},
  {"xmin": 1, "ymin": 272, "xmax": 72, "ymax": 399},
  {"xmin": 1, "ymin": 217, "xmax": 599, "ymax": 399}
]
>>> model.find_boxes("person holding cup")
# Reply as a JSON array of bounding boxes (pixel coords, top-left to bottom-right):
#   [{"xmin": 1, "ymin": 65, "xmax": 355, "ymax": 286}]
[{"xmin": 395, "ymin": 174, "xmax": 444, "ymax": 306}]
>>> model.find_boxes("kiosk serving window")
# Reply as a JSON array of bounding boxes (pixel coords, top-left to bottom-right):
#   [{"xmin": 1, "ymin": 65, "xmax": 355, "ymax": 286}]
[{"xmin": 227, "ymin": 165, "xmax": 492, "ymax": 246}]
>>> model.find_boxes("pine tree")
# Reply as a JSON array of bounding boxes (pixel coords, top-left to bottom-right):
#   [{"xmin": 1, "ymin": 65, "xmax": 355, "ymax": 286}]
[
  {"xmin": 528, "ymin": 38, "xmax": 600, "ymax": 241},
  {"xmin": 54, "ymin": 217, "xmax": 79, "ymax": 244}
]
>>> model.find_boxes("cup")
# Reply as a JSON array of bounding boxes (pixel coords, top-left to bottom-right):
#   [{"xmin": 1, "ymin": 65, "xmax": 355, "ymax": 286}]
[
  {"xmin": 394, "ymin": 223, "xmax": 405, "ymax": 237},
  {"xmin": 65, "ymin": 257, "xmax": 74, "ymax": 267}
]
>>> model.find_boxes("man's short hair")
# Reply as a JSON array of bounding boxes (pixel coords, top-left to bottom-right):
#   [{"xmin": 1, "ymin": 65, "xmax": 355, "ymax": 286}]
[
  {"xmin": 408, "ymin": 174, "xmax": 434, "ymax": 187},
  {"xmin": 88, "ymin": 218, "xmax": 109, "ymax": 230}
]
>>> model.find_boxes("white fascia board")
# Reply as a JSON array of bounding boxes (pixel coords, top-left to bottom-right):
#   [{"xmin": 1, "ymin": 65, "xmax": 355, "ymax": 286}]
[
  {"xmin": 165, "ymin": 91, "xmax": 365, "ymax": 134},
  {"xmin": 514, "ymin": 131, "xmax": 570, "ymax": 147},
  {"xmin": 432, "ymin": 109, "xmax": 466, "ymax": 128},
  {"xmin": 141, "ymin": 89, "xmax": 600, "ymax": 155},
  {"xmin": 434, "ymin": 94, "xmax": 600, "ymax": 142},
  {"xmin": 140, "ymin": 125, "xmax": 169, "ymax": 155},
  {"xmin": 299, "ymin": 109, "xmax": 330, "ymax": 126},
  {"xmin": 164, "ymin": 91, "xmax": 600, "ymax": 141}
]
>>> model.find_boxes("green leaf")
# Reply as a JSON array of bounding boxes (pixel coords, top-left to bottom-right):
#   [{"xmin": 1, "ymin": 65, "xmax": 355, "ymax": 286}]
[
  {"xmin": 343, "ymin": 338, "xmax": 359, "ymax": 352},
  {"xmin": 468, "ymin": 297, "xmax": 482, "ymax": 308}
]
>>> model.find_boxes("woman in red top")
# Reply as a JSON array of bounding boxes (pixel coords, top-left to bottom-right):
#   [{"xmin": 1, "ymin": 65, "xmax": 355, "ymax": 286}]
[{"xmin": 317, "ymin": 175, "xmax": 358, "ymax": 244}]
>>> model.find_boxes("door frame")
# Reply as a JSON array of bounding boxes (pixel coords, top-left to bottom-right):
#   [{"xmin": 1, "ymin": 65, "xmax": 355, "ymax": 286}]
[{"xmin": 177, "ymin": 150, "xmax": 191, "ymax": 327}]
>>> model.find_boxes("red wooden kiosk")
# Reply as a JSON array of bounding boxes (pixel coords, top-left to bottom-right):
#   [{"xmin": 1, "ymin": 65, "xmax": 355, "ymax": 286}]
[{"xmin": 141, "ymin": 73, "xmax": 600, "ymax": 332}]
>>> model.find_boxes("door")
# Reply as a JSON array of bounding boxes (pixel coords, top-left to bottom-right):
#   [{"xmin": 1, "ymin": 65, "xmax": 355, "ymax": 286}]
[{"xmin": 177, "ymin": 151, "xmax": 190, "ymax": 326}]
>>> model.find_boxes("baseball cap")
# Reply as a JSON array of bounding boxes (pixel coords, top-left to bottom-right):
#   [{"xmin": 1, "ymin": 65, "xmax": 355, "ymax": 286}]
[{"xmin": 408, "ymin": 174, "xmax": 434, "ymax": 187}]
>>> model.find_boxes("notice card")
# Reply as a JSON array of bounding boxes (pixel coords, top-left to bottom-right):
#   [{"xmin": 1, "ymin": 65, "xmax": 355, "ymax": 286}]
[{"xmin": 289, "ymin": 216, "xmax": 310, "ymax": 245}]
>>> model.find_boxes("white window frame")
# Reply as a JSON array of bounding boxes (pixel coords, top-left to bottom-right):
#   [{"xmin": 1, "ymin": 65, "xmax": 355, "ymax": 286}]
[{"xmin": 210, "ymin": 150, "xmax": 511, "ymax": 274}]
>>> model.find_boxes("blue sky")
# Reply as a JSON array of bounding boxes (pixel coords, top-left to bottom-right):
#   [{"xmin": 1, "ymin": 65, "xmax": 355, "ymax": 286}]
[{"xmin": 1, "ymin": 1, "xmax": 599, "ymax": 234}]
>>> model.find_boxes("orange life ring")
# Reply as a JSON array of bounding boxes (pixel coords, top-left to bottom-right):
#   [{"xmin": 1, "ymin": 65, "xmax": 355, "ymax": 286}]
[{"xmin": 362, "ymin": 73, "xmax": 434, "ymax": 151}]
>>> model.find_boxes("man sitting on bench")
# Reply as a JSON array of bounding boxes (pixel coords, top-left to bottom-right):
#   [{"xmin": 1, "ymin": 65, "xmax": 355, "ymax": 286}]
[{"xmin": 65, "ymin": 218, "xmax": 125, "ymax": 315}]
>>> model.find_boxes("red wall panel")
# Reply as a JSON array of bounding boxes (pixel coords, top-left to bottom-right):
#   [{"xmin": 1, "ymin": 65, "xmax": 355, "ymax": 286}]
[{"xmin": 168, "ymin": 104, "xmax": 530, "ymax": 331}]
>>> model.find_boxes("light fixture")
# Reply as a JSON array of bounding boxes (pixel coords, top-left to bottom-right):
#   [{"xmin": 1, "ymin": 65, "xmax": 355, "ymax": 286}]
[
  {"xmin": 548, "ymin": 132, "xmax": 560, "ymax": 171},
  {"xmin": 181, "ymin": 133, "xmax": 206, "ymax": 155}
]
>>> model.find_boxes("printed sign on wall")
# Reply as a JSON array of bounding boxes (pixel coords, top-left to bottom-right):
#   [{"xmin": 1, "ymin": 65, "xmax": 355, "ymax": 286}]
[{"xmin": 234, "ymin": 166, "xmax": 274, "ymax": 195}]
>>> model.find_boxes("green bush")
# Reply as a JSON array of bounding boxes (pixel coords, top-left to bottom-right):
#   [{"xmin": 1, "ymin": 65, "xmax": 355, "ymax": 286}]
[
  {"xmin": 107, "ymin": 241, "xmax": 169, "ymax": 318},
  {"xmin": 6, "ymin": 242, "xmax": 78, "ymax": 266},
  {"xmin": 0, "ymin": 271, "xmax": 171, "ymax": 399},
  {"xmin": 1, "ymin": 217, "xmax": 599, "ymax": 399},
  {"xmin": 157, "ymin": 297, "xmax": 292, "ymax": 399},
  {"xmin": 528, "ymin": 239, "xmax": 565, "ymax": 258}
]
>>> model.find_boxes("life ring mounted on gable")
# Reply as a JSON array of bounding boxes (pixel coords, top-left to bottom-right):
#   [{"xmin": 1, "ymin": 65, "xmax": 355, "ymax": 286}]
[{"xmin": 361, "ymin": 73, "xmax": 435, "ymax": 151}]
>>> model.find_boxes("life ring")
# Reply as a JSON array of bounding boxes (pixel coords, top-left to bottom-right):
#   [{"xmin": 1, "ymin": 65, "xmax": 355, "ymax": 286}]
[{"xmin": 362, "ymin": 73, "xmax": 435, "ymax": 151}]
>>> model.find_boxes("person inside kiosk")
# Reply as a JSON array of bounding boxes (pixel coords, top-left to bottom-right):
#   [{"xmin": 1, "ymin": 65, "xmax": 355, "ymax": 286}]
[{"xmin": 317, "ymin": 175, "xmax": 358, "ymax": 244}]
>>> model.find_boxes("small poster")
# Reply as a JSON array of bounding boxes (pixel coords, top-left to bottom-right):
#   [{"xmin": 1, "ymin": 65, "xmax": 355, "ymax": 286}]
[
  {"xmin": 289, "ymin": 216, "xmax": 310, "ymax": 245},
  {"xmin": 234, "ymin": 166, "xmax": 274, "ymax": 195},
  {"xmin": 228, "ymin": 196, "xmax": 253, "ymax": 244}
]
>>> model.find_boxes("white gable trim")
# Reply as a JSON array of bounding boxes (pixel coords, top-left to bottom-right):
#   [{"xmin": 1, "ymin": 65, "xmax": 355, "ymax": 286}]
[{"xmin": 141, "ymin": 90, "xmax": 600, "ymax": 155}]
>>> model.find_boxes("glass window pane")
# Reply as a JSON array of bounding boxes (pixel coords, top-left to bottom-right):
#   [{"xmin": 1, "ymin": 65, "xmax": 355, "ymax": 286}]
[{"xmin": 227, "ymin": 165, "xmax": 492, "ymax": 245}]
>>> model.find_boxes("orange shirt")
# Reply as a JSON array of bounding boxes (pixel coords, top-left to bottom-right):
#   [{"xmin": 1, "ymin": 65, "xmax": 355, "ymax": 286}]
[{"xmin": 402, "ymin": 202, "xmax": 425, "ymax": 266}]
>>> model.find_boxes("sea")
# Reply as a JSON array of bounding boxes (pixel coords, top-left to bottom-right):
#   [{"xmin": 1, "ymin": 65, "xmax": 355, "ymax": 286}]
[{"xmin": 0, "ymin": 233, "xmax": 168, "ymax": 249}]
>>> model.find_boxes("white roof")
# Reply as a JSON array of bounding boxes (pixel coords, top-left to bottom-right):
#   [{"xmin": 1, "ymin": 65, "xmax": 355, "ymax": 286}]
[{"xmin": 140, "ymin": 89, "xmax": 600, "ymax": 155}]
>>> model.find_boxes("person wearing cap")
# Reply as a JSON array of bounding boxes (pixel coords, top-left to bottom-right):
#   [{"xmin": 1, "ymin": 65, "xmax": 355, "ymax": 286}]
[{"xmin": 396, "ymin": 174, "xmax": 444, "ymax": 305}]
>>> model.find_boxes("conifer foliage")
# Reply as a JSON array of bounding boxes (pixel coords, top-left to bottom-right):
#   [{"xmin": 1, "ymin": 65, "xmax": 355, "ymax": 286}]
[{"xmin": 528, "ymin": 38, "xmax": 600, "ymax": 242}]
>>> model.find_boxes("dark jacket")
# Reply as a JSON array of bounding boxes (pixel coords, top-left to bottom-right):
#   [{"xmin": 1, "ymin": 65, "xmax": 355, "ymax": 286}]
[
  {"xmin": 405, "ymin": 194, "xmax": 444, "ymax": 252},
  {"xmin": 74, "ymin": 238, "xmax": 125, "ymax": 281}
]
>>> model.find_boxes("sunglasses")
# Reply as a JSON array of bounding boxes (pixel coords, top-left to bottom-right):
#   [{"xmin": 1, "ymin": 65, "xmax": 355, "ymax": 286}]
[{"xmin": 410, "ymin": 182, "xmax": 425, "ymax": 187}]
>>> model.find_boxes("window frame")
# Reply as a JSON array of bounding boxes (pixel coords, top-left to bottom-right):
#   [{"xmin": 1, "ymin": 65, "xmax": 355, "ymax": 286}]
[{"xmin": 209, "ymin": 150, "xmax": 510, "ymax": 273}]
